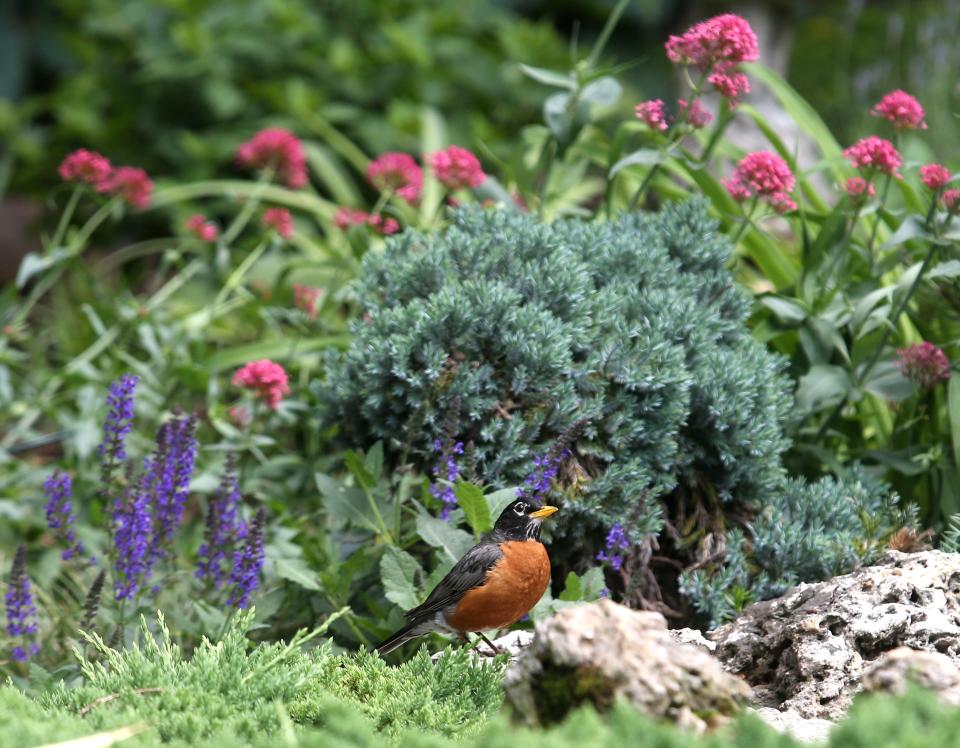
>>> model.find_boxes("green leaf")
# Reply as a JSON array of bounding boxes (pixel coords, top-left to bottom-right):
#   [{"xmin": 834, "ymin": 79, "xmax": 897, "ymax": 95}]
[
  {"xmin": 303, "ymin": 142, "xmax": 361, "ymax": 206},
  {"xmin": 15, "ymin": 248, "xmax": 70, "ymax": 289},
  {"xmin": 544, "ymin": 92, "xmax": 572, "ymax": 140},
  {"xmin": 517, "ymin": 63, "xmax": 575, "ymax": 90},
  {"xmin": 454, "ymin": 481, "xmax": 492, "ymax": 535},
  {"xmin": 274, "ymin": 557, "xmax": 321, "ymax": 591},
  {"xmin": 380, "ymin": 547, "xmax": 422, "ymax": 611},
  {"xmin": 485, "ymin": 487, "xmax": 517, "ymax": 520},
  {"xmin": 863, "ymin": 361, "xmax": 913, "ymax": 402},
  {"xmin": 609, "ymin": 148, "xmax": 665, "ymax": 178},
  {"xmin": 880, "ymin": 215, "xmax": 928, "ymax": 250},
  {"xmin": 758, "ymin": 295, "xmax": 807, "ymax": 326},
  {"xmin": 580, "ymin": 76, "xmax": 622, "ymax": 107},
  {"xmin": 364, "ymin": 441, "xmax": 384, "ymax": 482},
  {"xmin": 851, "ymin": 287, "xmax": 893, "ymax": 334},
  {"xmin": 315, "ymin": 472, "xmax": 379, "ymax": 534},
  {"xmin": 206, "ymin": 336, "xmax": 348, "ymax": 371},
  {"xmin": 344, "ymin": 450, "xmax": 376, "ymax": 490},
  {"xmin": 416, "ymin": 513, "xmax": 473, "ymax": 563},
  {"xmin": 948, "ymin": 376, "xmax": 960, "ymax": 474},
  {"xmin": 795, "ymin": 364, "xmax": 852, "ymax": 412},
  {"xmin": 928, "ymin": 260, "xmax": 960, "ymax": 281}
]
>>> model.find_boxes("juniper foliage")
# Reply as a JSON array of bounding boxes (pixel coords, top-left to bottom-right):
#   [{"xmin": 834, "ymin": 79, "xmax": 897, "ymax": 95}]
[{"xmin": 322, "ymin": 202, "xmax": 908, "ymax": 622}]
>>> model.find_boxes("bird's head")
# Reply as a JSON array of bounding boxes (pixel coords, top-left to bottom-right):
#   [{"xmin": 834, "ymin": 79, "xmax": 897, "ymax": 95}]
[{"xmin": 492, "ymin": 499, "xmax": 558, "ymax": 541}]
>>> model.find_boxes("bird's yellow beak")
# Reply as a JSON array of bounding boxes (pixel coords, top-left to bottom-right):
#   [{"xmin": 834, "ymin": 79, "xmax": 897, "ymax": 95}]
[{"xmin": 529, "ymin": 505, "xmax": 559, "ymax": 519}]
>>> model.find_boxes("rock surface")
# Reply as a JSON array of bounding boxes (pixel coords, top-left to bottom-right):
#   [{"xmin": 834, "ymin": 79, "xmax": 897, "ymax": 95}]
[
  {"xmin": 750, "ymin": 707, "xmax": 833, "ymax": 743},
  {"xmin": 711, "ymin": 550, "xmax": 960, "ymax": 719},
  {"xmin": 861, "ymin": 646, "xmax": 960, "ymax": 704},
  {"xmin": 504, "ymin": 598, "xmax": 750, "ymax": 731}
]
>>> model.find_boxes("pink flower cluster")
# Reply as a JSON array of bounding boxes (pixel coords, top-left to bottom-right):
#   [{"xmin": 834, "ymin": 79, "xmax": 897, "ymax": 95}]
[
  {"xmin": 333, "ymin": 207, "xmax": 400, "ymax": 235},
  {"xmin": 843, "ymin": 136, "xmax": 903, "ymax": 179},
  {"xmin": 185, "ymin": 214, "xmax": 219, "ymax": 242},
  {"xmin": 723, "ymin": 151, "xmax": 797, "ymax": 213},
  {"xmin": 58, "ymin": 149, "xmax": 154, "ymax": 209},
  {"xmin": 236, "ymin": 128, "xmax": 308, "ymax": 189},
  {"xmin": 678, "ymin": 98, "xmax": 712, "ymax": 128},
  {"xmin": 845, "ymin": 177, "xmax": 876, "ymax": 201},
  {"xmin": 232, "ymin": 359, "xmax": 290, "ymax": 410},
  {"xmin": 871, "ymin": 90, "xmax": 927, "ymax": 130},
  {"xmin": 430, "ymin": 146, "xmax": 485, "ymax": 190},
  {"xmin": 367, "ymin": 152, "xmax": 423, "ymax": 203},
  {"xmin": 921, "ymin": 163, "xmax": 951, "ymax": 191},
  {"xmin": 666, "ymin": 14, "xmax": 759, "ymax": 104},
  {"xmin": 293, "ymin": 284, "xmax": 323, "ymax": 319},
  {"xmin": 262, "ymin": 207, "xmax": 294, "ymax": 239},
  {"xmin": 943, "ymin": 189, "xmax": 960, "ymax": 212},
  {"xmin": 635, "ymin": 100, "xmax": 669, "ymax": 131},
  {"xmin": 896, "ymin": 342, "xmax": 950, "ymax": 390}
]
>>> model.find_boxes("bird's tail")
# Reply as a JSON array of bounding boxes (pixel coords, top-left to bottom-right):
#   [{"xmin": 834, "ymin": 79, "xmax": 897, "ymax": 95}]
[{"xmin": 375, "ymin": 620, "xmax": 422, "ymax": 656}]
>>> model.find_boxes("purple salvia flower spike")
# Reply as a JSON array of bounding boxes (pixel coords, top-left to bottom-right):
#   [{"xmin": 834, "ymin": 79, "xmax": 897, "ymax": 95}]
[
  {"xmin": 43, "ymin": 470, "xmax": 85, "ymax": 560},
  {"xmin": 111, "ymin": 470, "xmax": 152, "ymax": 601},
  {"xmin": 196, "ymin": 454, "xmax": 242, "ymax": 588},
  {"xmin": 98, "ymin": 373, "xmax": 139, "ymax": 487},
  {"xmin": 226, "ymin": 508, "xmax": 266, "ymax": 609},
  {"xmin": 5, "ymin": 545, "xmax": 40, "ymax": 661}
]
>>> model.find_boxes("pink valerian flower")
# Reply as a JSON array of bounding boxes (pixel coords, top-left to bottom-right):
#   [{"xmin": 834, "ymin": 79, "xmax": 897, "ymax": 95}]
[
  {"xmin": 665, "ymin": 14, "xmax": 759, "ymax": 103},
  {"xmin": 634, "ymin": 100, "xmax": 669, "ymax": 131},
  {"xmin": 333, "ymin": 207, "xmax": 368, "ymax": 230},
  {"xmin": 236, "ymin": 128, "xmax": 308, "ymax": 189},
  {"xmin": 59, "ymin": 149, "xmax": 112, "ymax": 187},
  {"xmin": 100, "ymin": 167, "xmax": 154, "ymax": 209},
  {"xmin": 845, "ymin": 177, "xmax": 876, "ymax": 201},
  {"xmin": 232, "ymin": 359, "xmax": 290, "ymax": 410},
  {"xmin": 185, "ymin": 214, "xmax": 219, "ymax": 242},
  {"xmin": 367, "ymin": 214, "xmax": 400, "ymax": 235},
  {"xmin": 366, "ymin": 152, "xmax": 423, "ymax": 203},
  {"xmin": 871, "ymin": 90, "xmax": 927, "ymax": 130},
  {"xmin": 896, "ymin": 342, "xmax": 950, "ymax": 389},
  {"xmin": 920, "ymin": 164, "xmax": 951, "ymax": 191},
  {"xmin": 292, "ymin": 284, "xmax": 323, "ymax": 319},
  {"xmin": 943, "ymin": 189, "xmax": 960, "ymax": 213},
  {"xmin": 228, "ymin": 405, "xmax": 251, "ymax": 429},
  {"xmin": 843, "ymin": 136, "xmax": 903, "ymax": 179},
  {"xmin": 429, "ymin": 146, "xmax": 485, "ymax": 190},
  {"xmin": 677, "ymin": 98, "xmax": 713, "ymax": 128},
  {"xmin": 262, "ymin": 208, "xmax": 294, "ymax": 239},
  {"xmin": 723, "ymin": 151, "xmax": 796, "ymax": 210}
]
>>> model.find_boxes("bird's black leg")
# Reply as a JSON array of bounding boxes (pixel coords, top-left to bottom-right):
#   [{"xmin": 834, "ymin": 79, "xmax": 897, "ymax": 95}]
[{"xmin": 476, "ymin": 631, "xmax": 501, "ymax": 656}]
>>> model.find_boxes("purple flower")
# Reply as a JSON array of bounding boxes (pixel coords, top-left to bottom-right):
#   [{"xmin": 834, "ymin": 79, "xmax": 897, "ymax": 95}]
[
  {"xmin": 44, "ymin": 471, "xmax": 85, "ymax": 561},
  {"xmin": 596, "ymin": 523, "xmax": 631, "ymax": 571},
  {"xmin": 99, "ymin": 373, "xmax": 139, "ymax": 484},
  {"xmin": 145, "ymin": 413, "xmax": 198, "ymax": 563},
  {"xmin": 226, "ymin": 508, "xmax": 266, "ymax": 609},
  {"xmin": 111, "ymin": 471, "xmax": 153, "ymax": 601},
  {"xmin": 196, "ymin": 455, "xmax": 243, "ymax": 587},
  {"xmin": 5, "ymin": 545, "xmax": 39, "ymax": 661},
  {"xmin": 430, "ymin": 439, "xmax": 463, "ymax": 520},
  {"xmin": 517, "ymin": 449, "xmax": 567, "ymax": 506}
]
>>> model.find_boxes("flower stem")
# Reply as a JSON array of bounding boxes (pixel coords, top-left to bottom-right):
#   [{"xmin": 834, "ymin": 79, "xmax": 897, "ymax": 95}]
[{"xmin": 50, "ymin": 186, "xmax": 83, "ymax": 249}]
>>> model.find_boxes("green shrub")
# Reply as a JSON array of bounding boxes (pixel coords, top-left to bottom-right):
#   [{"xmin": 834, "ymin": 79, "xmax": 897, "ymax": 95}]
[{"xmin": 321, "ymin": 201, "xmax": 910, "ymax": 623}]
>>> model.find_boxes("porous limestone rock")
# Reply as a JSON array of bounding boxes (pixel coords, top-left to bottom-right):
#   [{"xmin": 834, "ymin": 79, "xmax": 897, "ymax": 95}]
[
  {"xmin": 750, "ymin": 707, "xmax": 833, "ymax": 743},
  {"xmin": 711, "ymin": 550, "xmax": 960, "ymax": 719},
  {"xmin": 861, "ymin": 646, "xmax": 960, "ymax": 704},
  {"xmin": 504, "ymin": 598, "xmax": 750, "ymax": 731}
]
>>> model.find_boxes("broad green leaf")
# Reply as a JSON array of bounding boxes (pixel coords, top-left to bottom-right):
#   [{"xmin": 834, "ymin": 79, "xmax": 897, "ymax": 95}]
[
  {"xmin": 16, "ymin": 249, "xmax": 70, "ymax": 289},
  {"xmin": 758, "ymin": 295, "xmax": 807, "ymax": 326},
  {"xmin": 364, "ymin": 441, "xmax": 384, "ymax": 482},
  {"xmin": 928, "ymin": 260, "xmax": 960, "ymax": 281},
  {"xmin": 795, "ymin": 364, "xmax": 852, "ymax": 413},
  {"xmin": 544, "ymin": 92, "xmax": 572, "ymax": 140},
  {"xmin": 518, "ymin": 63, "xmax": 575, "ymax": 90},
  {"xmin": 806, "ymin": 202, "xmax": 848, "ymax": 270},
  {"xmin": 609, "ymin": 148, "xmax": 665, "ymax": 178},
  {"xmin": 303, "ymin": 142, "xmax": 361, "ymax": 206},
  {"xmin": 580, "ymin": 76, "xmax": 622, "ymax": 107},
  {"xmin": 344, "ymin": 450, "xmax": 376, "ymax": 490},
  {"xmin": 315, "ymin": 472, "xmax": 379, "ymax": 534},
  {"xmin": 880, "ymin": 215, "xmax": 928, "ymax": 250},
  {"xmin": 862, "ymin": 448, "xmax": 926, "ymax": 476},
  {"xmin": 863, "ymin": 361, "xmax": 913, "ymax": 402},
  {"xmin": 851, "ymin": 287, "xmax": 893, "ymax": 334},
  {"xmin": 416, "ymin": 513, "xmax": 473, "ymax": 563},
  {"xmin": 579, "ymin": 566, "xmax": 606, "ymax": 599},
  {"xmin": 558, "ymin": 571, "xmax": 582, "ymax": 601},
  {"xmin": 380, "ymin": 547, "xmax": 422, "ymax": 610},
  {"xmin": 949, "ymin": 376, "xmax": 960, "ymax": 474},
  {"xmin": 486, "ymin": 487, "xmax": 517, "ymax": 519},
  {"xmin": 454, "ymin": 481, "xmax": 492, "ymax": 535},
  {"xmin": 274, "ymin": 557, "xmax": 321, "ymax": 590}
]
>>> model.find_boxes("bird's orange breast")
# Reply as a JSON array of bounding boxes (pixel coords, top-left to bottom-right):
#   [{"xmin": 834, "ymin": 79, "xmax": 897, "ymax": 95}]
[{"xmin": 446, "ymin": 540, "xmax": 551, "ymax": 632}]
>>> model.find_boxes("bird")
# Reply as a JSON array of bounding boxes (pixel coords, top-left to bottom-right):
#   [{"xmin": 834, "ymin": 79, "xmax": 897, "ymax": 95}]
[{"xmin": 376, "ymin": 499, "xmax": 559, "ymax": 656}]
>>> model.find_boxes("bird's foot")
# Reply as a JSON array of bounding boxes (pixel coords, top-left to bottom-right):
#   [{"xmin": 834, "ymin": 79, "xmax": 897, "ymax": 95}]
[{"xmin": 476, "ymin": 631, "xmax": 502, "ymax": 656}]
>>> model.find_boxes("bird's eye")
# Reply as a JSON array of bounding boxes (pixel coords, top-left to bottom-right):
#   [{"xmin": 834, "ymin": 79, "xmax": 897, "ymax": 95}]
[{"xmin": 513, "ymin": 502, "xmax": 527, "ymax": 515}]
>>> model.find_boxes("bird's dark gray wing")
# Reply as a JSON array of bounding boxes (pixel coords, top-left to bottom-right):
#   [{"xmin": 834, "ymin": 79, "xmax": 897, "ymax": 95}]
[{"xmin": 404, "ymin": 541, "xmax": 503, "ymax": 621}]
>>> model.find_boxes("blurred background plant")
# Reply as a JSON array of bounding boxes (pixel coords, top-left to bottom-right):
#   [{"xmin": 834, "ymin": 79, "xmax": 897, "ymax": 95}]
[{"xmin": 2, "ymin": 0, "xmax": 960, "ymax": 684}]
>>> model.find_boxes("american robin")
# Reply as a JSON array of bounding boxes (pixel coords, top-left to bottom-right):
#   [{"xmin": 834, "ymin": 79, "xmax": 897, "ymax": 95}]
[{"xmin": 376, "ymin": 499, "xmax": 558, "ymax": 655}]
